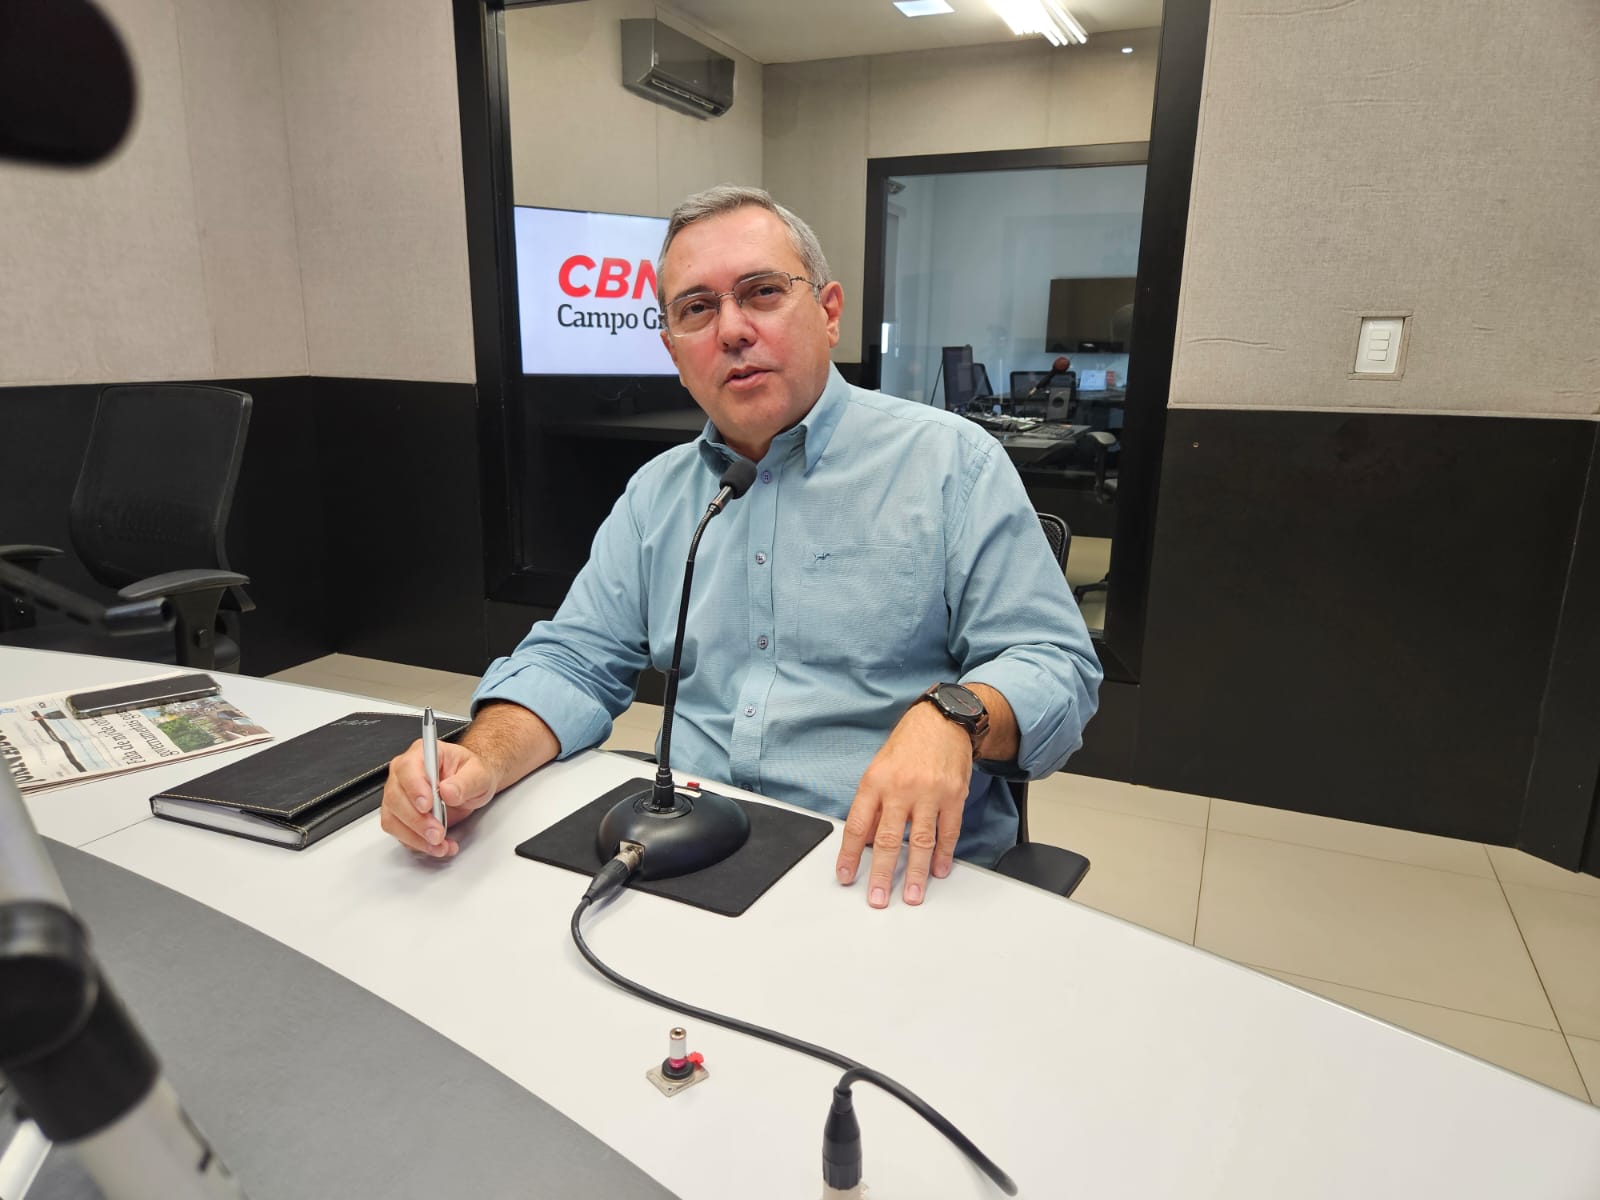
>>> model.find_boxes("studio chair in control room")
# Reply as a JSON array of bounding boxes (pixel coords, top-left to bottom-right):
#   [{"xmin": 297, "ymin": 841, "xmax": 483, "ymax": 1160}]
[
  {"xmin": 983, "ymin": 512, "xmax": 1092, "ymax": 897},
  {"xmin": 0, "ymin": 385, "xmax": 254, "ymax": 672}
]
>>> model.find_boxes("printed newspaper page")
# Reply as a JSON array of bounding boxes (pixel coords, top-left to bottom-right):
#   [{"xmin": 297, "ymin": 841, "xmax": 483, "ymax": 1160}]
[{"xmin": 0, "ymin": 677, "xmax": 271, "ymax": 792}]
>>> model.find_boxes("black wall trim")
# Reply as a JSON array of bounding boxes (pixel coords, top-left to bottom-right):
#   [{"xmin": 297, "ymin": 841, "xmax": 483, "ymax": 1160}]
[
  {"xmin": 453, "ymin": 0, "xmax": 521, "ymax": 597},
  {"xmin": 1138, "ymin": 407, "xmax": 1593, "ymax": 847},
  {"xmin": 1520, "ymin": 424, "xmax": 1600, "ymax": 870},
  {"xmin": 1102, "ymin": 0, "xmax": 1213, "ymax": 682},
  {"xmin": 315, "ymin": 378, "xmax": 487, "ymax": 674}
]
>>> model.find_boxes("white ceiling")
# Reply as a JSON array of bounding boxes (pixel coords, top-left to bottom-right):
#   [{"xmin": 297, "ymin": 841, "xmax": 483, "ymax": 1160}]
[{"xmin": 662, "ymin": 0, "xmax": 1164, "ymax": 66}]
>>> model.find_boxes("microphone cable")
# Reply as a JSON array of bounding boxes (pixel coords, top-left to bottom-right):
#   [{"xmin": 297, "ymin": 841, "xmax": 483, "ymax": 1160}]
[{"xmin": 572, "ymin": 856, "xmax": 1019, "ymax": 1196}]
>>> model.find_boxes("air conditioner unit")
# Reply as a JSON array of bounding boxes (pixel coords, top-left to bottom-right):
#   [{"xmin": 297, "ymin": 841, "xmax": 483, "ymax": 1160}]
[{"xmin": 621, "ymin": 19, "xmax": 735, "ymax": 120}]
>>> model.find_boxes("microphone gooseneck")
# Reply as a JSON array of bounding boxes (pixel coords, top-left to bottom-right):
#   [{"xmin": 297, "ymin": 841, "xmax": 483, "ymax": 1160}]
[{"xmin": 596, "ymin": 460, "xmax": 758, "ymax": 880}]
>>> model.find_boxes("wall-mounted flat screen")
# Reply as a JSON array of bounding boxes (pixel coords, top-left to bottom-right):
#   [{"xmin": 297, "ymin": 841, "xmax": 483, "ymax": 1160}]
[
  {"xmin": 1045, "ymin": 276, "xmax": 1137, "ymax": 354},
  {"xmin": 514, "ymin": 206, "xmax": 676, "ymax": 376}
]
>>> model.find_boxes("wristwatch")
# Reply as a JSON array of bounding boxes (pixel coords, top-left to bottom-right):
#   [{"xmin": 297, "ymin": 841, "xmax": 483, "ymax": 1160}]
[{"xmin": 920, "ymin": 682, "xmax": 989, "ymax": 755}]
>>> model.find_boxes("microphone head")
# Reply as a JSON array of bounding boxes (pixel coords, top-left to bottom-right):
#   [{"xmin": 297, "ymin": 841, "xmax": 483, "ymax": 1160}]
[
  {"xmin": 1052, "ymin": 355, "xmax": 1071, "ymax": 373},
  {"xmin": 719, "ymin": 459, "xmax": 758, "ymax": 500},
  {"xmin": 0, "ymin": 0, "xmax": 136, "ymax": 167}
]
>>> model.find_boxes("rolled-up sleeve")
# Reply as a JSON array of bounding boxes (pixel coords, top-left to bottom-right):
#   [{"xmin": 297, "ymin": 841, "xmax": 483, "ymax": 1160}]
[
  {"xmin": 946, "ymin": 441, "xmax": 1103, "ymax": 778},
  {"xmin": 472, "ymin": 475, "xmax": 653, "ymax": 760}
]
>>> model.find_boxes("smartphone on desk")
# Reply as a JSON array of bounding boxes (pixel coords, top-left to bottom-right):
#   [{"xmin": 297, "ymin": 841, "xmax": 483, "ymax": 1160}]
[{"xmin": 66, "ymin": 672, "xmax": 220, "ymax": 719}]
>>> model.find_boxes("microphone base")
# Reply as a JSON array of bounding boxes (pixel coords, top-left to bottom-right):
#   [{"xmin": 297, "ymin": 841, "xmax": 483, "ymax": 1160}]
[{"xmin": 597, "ymin": 782, "xmax": 751, "ymax": 881}]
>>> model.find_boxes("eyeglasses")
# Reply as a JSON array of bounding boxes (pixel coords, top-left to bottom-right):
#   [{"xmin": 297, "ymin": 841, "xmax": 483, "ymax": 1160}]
[{"xmin": 662, "ymin": 272, "xmax": 821, "ymax": 337}]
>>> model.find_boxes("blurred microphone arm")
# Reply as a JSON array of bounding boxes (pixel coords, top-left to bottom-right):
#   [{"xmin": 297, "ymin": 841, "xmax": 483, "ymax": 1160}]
[{"xmin": 0, "ymin": 775, "xmax": 247, "ymax": 1199}]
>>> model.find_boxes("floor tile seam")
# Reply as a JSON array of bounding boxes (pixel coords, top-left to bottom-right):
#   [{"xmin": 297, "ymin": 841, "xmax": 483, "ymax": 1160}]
[
  {"xmin": 1191, "ymin": 797, "xmax": 1211, "ymax": 944},
  {"xmin": 1235, "ymin": 959, "xmax": 1566, "ymax": 1035},
  {"xmin": 1047, "ymin": 796, "xmax": 1212, "ymax": 834},
  {"xmin": 1567, "ymin": 1036, "xmax": 1600, "ymax": 1102},
  {"xmin": 1491, "ymin": 869, "xmax": 1588, "ymax": 1082},
  {"xmin": 1206, "ymin": 825, "xmax": 1501, "ymax": 881},
  {"xmin": 1499, "ymin": 878, "xmax": 1600, "ymax": 909},
  {"xmin": 1054, "ymin": 795, "xmax": 1209, "ymax": 829},
  {"xmin": 1485, "ymin": 847, "xmax": 1600, "ymax": 900},
  {"xmin": 312, "ymin": 658, "xmax": 470, "ymax": 688}
]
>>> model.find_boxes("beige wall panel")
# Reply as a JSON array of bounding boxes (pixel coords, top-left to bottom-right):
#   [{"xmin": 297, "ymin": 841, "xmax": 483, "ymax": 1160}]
[
  {"xmin": 1172, "ymin": 0, "xmax": 1600, "ymax": 418},
  {"xmin": 277, "ymin": 0, "xmax": 474, "ymax": 383},
  {"xmin": 867, "ymin": 42, "xmax": 1053, "ymax": 159},
  {"xmin": 175, "ymin": 0, "xmax": 308, "ymax": 378},
  {"xmin": 0, "ymin": 0, "xmax": 214, "ymax": 386},
  {"xmin": 651, "ymin": 10, "xmax": 764, "ymax": 220},
  {"xmin": 507, "ymin": 2, "xmax": 763, "ymax": 220},
  {"xmin": 506, "ymin": 0, "xmax": 660, "ymax": 214},
  {"xmin": 1045, "ymin": 28, "xmax": 1158, "ymax": 146},
  {"xmin": 763, "ymin": 58, "xmax": 870, "ymax": 363}
]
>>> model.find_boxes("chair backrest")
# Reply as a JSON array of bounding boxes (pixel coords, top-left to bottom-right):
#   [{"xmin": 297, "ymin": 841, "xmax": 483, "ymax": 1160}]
[
  {"xmin": 1036, "ymin": 512, "xmax": 1070, "ymax": 571},
  {"xmin": 69, "ymin": 385, "xmax": 251, "ymax": 591}
]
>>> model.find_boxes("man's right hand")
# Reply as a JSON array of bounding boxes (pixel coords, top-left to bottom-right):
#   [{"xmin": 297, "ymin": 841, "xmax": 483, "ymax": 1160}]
[
  {"xmin": 378, "ymin": 701, "xmax": 562, "ymax": 858},
  {"xmin": 379, "ymin": 739, "xmax": 500, "ymax": 858}
]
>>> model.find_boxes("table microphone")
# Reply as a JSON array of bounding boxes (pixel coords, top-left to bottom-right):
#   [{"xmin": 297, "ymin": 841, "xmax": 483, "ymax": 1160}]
[
  {"xmin": 596, "ymin": 459, "xmax": 758, "ymax": 880},
  {"xmin": 1028, "ymin": 355, "xmax": 1072, "ymax": 397}
]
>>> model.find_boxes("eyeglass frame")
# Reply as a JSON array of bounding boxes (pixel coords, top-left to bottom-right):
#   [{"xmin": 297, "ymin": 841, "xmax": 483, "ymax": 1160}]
[{"xmin": 659, "ymin": 271, "xmax": 824, "ymax": 338}]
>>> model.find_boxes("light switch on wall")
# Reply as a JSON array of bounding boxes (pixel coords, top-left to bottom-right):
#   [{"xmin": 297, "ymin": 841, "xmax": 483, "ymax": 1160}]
[{"xmin": 1353, "ymin": 316, "xmax": 1407, "ymax": 376}]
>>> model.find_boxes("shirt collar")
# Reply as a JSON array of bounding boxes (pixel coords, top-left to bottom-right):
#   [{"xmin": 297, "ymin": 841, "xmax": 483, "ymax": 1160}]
[{"xmin": 695, "ymin": 364, "xmax": 850, "ymax": 477}]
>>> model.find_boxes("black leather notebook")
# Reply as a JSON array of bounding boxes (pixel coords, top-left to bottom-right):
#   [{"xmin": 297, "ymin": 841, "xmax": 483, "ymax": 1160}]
[{"xmin": 150, "ymin": 711, "xmax": 467, "ymax": 850}]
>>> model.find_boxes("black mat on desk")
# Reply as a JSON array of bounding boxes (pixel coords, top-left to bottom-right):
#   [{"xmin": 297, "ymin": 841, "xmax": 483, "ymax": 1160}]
[{"xmin": 516, "ymin": 779, "xmax": 833, "ymax": 917}]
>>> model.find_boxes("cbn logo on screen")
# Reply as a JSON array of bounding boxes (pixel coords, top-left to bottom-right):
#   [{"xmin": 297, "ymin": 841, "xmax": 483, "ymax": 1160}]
[{"xmin": 558, "ymin": 256, "xmax": 658, "ymax": 301}]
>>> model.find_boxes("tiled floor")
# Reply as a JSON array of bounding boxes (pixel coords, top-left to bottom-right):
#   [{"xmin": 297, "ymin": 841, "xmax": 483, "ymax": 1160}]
[{"xmin": 271, "ymin": 653, "xmax": 1600, "ymax": 1105}]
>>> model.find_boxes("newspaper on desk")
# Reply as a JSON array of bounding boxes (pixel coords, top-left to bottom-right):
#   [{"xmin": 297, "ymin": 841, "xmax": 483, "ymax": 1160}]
[{"xmin": 0, "ymin": 676, "xmax": 271, "ymax": 792}]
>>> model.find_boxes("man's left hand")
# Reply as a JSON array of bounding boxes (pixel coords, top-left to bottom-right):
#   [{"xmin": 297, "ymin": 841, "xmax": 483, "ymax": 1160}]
[{"xmin": 835, "ymin": 699, "xmax": 975, "ymax": 908}]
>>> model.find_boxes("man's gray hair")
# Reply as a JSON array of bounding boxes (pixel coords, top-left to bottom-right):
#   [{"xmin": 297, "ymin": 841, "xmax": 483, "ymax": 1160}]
[{"xmin": 656, "ymin": 184, "xmax": 831, "ymax": 306}]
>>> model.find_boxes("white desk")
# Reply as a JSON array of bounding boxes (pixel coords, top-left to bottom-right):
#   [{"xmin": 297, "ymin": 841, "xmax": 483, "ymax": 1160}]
[{"xmin": 11, "ymin": 649, "xmax": 1600, "ymax": 1198}]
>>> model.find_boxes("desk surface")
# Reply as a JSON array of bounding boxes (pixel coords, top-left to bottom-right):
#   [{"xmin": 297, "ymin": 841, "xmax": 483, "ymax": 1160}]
[{"xmin": 12, "ymin": 649, "xmax": 1600, "ymax": 1198}]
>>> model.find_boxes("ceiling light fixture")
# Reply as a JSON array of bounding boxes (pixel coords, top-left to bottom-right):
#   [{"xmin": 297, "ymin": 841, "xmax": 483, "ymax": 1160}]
[
  {"xmin": 1122, "ymin": 46, "xmax": 1133, "ymax": 53},
  {"xmin": 893, "ymin": 0, "xmax": 955, "ymax": 16},
  {"xmin": 987, "ymin": 0, "xmax": 1088, "ymax": 46}
]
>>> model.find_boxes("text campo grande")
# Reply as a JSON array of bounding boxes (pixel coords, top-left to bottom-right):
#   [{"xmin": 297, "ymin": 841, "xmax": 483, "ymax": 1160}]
[{"xmin": 556, "ymin": 303, "xmax": 663, "ymax": 336}]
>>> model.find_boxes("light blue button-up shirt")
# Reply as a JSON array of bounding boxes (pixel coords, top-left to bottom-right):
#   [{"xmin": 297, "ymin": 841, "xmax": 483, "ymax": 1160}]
[{"xmin": 475, "ymin": 366, "xmax": 1102, "ymax": 865}]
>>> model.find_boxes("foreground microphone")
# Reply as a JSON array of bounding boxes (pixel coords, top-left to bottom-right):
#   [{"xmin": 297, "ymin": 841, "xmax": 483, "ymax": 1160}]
[
  {"xmin": 0, "ymin": 774, "xmax": 246, "ymax": 1199},
  {"xmin": 596, "ymin": 459, "xmax": 759, "ymax": 879},
  {"xmin": 1028, "ymin": 355, "xmax": 1072, "ymax": 397},
  {"xmin": 0, "ymin": 0, "xmax": 136, "ymax": 166}
]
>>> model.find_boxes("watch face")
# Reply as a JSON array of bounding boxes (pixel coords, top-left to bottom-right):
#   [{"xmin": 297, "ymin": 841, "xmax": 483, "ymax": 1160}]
[{"xmin": 935, "ymin": 684, "xmax": 984, "ymax": 719}]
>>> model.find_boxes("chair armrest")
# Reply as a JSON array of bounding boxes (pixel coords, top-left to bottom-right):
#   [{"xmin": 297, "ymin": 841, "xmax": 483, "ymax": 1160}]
[
  {"xmin": 993, "ymin": 843, "xmax": 1091, "ymax": 897},
  {"xmin": 0, "ymin": 544, "xmax": 63, "ymax": 566},
  {"xmin": 117, "ymin": 569, "xmax": 249, "ymax": 601}
]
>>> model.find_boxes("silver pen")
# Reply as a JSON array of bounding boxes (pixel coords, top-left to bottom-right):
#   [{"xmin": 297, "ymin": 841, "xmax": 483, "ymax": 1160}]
[{"xmin": 421, "ymin": 707, "xmax": 445, "ymax": 832}]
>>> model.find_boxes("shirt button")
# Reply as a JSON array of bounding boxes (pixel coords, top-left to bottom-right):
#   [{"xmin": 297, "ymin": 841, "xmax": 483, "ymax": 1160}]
[
  {"xmin": 743, "ymin": 704, "xmax": 756, "ymax": 717},
  {"xmin": 756, "ymin": 635, "xmax": 769, "ymax": 650},
  {"xmin": 760, "ymin": 470, "xmax": 772, "ymax": 484},
  {"xmin": 755, "ymin": 551, "xmax": 767, "ymax": 565}
]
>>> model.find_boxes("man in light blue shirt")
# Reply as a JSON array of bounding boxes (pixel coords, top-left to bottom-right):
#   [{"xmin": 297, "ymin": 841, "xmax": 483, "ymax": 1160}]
[{"xmin": 382, "ymin": 185, "xmax": 1101, "ymax": 908}]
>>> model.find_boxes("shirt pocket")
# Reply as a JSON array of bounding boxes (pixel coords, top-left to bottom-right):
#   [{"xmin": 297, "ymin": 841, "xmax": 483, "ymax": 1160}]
[{"xmin": 783, "ymin": 542, "xmax": 929, "ymax": 667}]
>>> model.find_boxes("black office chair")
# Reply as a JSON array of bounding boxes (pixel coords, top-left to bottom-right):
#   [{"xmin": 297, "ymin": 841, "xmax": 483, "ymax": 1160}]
[
  {"xmin": 986, "ymin": 513, "xmax": 1091, "ymax": 897},
  {"xmin": 0, "ymin": 385, "xmax": 254, "ymax": 671}
]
